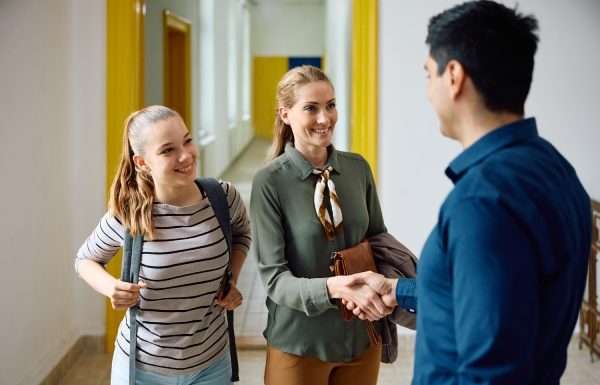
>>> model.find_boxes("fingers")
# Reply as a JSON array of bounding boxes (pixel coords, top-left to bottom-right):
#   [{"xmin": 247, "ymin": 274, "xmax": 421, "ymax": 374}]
[
  {"xmin": 216, "ymin": 284, "xmax": 243, "ymax": 310},
  {"xmin": 340, "ymin": 283, "xmax": 395, "ymax": 321},
  {"xmin": 110, "ymin": 280, "xmax": 145, "ymax": 310},
  {"xmin": 381, "ymin": 292, "xmax": 397, "ymax": 308},
  {"xmin": 344, "ymin": 285, "xmax": 386, "ymax": 321}
]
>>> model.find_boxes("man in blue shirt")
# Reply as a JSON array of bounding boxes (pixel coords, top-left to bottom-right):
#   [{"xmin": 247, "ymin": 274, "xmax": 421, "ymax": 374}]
[{"xmin": 347, "ymin": 1, "xmax": 592, "ymax": 384}]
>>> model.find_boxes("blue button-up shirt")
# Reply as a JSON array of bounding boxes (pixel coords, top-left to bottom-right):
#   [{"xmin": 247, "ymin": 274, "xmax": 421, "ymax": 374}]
[{"xmin": 411, "ymin": 118, "xmax": 591, "ymax": 385}]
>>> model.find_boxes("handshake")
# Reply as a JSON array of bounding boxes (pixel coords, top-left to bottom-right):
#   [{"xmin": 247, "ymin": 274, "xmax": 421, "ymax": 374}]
[{"xmin": 327, "ymin": 271, "xmax": 398, "ymax": 322}]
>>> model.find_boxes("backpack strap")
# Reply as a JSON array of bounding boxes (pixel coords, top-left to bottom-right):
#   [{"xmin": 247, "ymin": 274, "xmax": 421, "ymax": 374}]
[
  {"xmin": 195, "ymin": 177, "xmax": 239, "ymax": 382},
  {"xmin": 121, "ymin": 230, "xmax": 143, "ymax": 385},
  {"xmin": 195, "ymin": 178, "xmax": 232, "ymax": 251}
]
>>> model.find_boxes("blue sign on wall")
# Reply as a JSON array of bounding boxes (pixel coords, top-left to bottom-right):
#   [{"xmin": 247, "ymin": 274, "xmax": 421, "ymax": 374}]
[{"xmin": 288, "ymin": 57, "xmax": 322, "ymax": 69}]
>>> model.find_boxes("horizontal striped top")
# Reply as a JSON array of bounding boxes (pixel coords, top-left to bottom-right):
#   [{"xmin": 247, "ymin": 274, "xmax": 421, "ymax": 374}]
[{"xmin": 75, "ymin": 181, "xmax": 251, "ymax": 375}]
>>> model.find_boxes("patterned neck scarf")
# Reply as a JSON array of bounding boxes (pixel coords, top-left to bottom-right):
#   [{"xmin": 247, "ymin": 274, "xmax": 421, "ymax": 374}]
[{"xmin": 313, "ymin": 166, "xmax": 343, "ymax": 240}]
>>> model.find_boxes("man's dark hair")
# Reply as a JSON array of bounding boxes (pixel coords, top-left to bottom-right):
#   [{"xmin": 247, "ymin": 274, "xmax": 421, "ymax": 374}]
[{"xmin": 426, "ymin": 0, "xmax": 539, "ymax": 115}]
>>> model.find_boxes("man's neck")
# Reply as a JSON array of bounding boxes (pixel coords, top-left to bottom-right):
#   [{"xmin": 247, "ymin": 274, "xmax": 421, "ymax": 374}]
[{"xmin": 457, "ymin": 110, "xmax": 523, "ymax": 149}]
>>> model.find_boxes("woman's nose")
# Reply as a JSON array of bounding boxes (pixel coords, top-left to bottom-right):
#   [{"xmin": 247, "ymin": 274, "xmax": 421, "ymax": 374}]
[{"xmin": 317, "ymin": 110, "xmax": 329, "ymax": 125}]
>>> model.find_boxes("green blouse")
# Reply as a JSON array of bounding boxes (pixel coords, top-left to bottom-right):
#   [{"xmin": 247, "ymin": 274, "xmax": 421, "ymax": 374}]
[{"xmin": 250, "ymin": 143, "xmax": 386, "ymax": 362}]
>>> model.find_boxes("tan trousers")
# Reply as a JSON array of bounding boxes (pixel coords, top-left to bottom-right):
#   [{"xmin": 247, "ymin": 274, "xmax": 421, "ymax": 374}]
[{"xmin": 264, "ymin": 344, "xmax": 381, "ymax": 385}]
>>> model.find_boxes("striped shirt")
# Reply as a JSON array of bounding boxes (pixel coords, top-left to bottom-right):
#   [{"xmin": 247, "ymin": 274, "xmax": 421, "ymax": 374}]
[{"xmin": 75, "ymin": 181, "xmax": 251, "ymax": 375}]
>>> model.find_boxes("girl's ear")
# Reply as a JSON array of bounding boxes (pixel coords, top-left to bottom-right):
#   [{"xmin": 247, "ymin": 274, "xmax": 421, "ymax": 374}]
[{"xmin": 133, "ymin": 154, "xmax": 149, "ymax": 172}]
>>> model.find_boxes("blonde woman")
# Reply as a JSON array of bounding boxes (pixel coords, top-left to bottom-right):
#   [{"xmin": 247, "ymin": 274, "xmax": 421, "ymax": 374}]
[
  {"xmin": 250, "ymin": 66, "xmax": 392, "ymax": 385},
  {"xmin": 75, "ymin": 106, "xmax": 250, "ymax": 385}
]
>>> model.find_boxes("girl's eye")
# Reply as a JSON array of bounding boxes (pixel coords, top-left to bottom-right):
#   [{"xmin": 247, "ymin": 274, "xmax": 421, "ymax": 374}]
[
  {"xmin": 304, "ymin": 105, "xmax": 316, "ymax": 112},
  {"xmin": 160, "ymin": 148, "xmax": 173, "ymax": 155},
  {"xmin": 185, "ymin": 138, "xmax": 193, "ymax": 144},
  {"xmin": 327, "ymin": 102, "xmax": 336, "ymax": 109}
]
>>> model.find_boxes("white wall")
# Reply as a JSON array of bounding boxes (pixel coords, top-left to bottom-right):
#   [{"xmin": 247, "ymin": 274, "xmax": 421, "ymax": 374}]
[
  {"xmin": 197, "ymin": 0, "xmax": 235, "ymax": 178},
  {"xmin": 251, "ymin": 0, "xmax": 325, "ymax": 57},
  {"xmin": 379, "ymin": 0, "xmax": 600, "ymax": 257},
  {"xmin": 324, "ymin": 0, "xmax": 352, "ymax": 151},
  {"xmin": 0, "ymin": 0, "xmax": 106, "ymax": 384}
]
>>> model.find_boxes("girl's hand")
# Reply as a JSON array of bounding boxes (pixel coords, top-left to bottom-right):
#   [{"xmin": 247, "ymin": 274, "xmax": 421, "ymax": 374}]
[
  {"xmin": 216, "ymin": 282, "xmax": 243, "ymax": 310},
  {"xmin": 109, "ymin": 280, "xmax": 146, "ymax": 310}
]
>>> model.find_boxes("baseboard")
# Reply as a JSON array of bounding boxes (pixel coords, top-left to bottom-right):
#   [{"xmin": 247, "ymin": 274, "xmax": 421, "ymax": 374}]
[
  {"xmin": 237, "ymin": 335, "xmax": 267, "ymax": 350},
  {"xmin": 234, "ymin": 333, "xmax": 416, "ymax": 352},
  {"xmin": 38, "ymin": 335, "xmax": 104, "ymax": 385}
]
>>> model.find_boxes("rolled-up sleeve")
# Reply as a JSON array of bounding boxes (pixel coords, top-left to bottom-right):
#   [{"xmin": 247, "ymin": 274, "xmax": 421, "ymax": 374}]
[{"xmin": 250, "ymin": 170, "xmax": 336, "ymax": 316}]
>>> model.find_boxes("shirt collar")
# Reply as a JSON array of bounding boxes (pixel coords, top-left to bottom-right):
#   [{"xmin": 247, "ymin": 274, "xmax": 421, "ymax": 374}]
[
  {"xmin": 445, "ymin": 117, "xmax": 539, "ymax": 183},
  {"xmin": 285, "ymin": 142, "xmax": 342, "ymax": 180}
]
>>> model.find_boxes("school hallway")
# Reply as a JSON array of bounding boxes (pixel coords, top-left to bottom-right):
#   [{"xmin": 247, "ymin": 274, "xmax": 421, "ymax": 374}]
[
  {"xmin": 54, "ymin": 139, "xmax": 600, "ymax": 385},
  {"xmin": 3, "ymin": 1, "xmax": 600, "ymax": 385}
]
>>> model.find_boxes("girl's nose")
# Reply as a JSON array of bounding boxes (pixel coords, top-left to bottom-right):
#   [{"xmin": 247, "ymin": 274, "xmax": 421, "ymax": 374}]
[{"xmin": 179, "ymin": 149, "xmax": 193, "ymax": 162}]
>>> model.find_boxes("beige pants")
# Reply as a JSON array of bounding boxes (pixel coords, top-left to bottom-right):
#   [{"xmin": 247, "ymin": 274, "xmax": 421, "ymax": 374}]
[{"xmin": 264, "ymin": 343, "xmax": 381, "ymax": 385}]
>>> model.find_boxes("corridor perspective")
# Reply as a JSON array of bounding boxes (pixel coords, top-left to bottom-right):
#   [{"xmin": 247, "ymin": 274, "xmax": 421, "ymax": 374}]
[
  {"xmin": 1, "ymin": 0, "xmax": 600, "ymax": 384},
  {"xmin": 51, "ymin": 140, "xmax": 600, "ymax": 385}
]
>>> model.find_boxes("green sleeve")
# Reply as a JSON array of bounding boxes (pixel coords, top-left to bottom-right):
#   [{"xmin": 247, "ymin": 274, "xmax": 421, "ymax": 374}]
[
  {"xmin": 250, "ymin": 170, "xmax": 337, "ymax": 316},
  {"xmin": 363, "ymin": 158, "xmax": 387, "ymax": 237}
]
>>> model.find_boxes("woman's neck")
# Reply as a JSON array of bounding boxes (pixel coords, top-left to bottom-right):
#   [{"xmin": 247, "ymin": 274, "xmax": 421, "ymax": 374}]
[
  {"xmin": 155, "ymin": 182, "xmax": 202, "ymax": 207},
  {"xmin": 295, "ymin": 142, "xmax": 328, "ymax": 168}
]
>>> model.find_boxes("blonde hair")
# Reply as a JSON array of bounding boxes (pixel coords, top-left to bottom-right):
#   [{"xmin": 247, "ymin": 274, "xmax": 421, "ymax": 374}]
[
  {"xmin": 108, "ymin": 105, "xmax": 180, "ymax": 238},
  {"xmin": 267, "ymin": 65, "xmax": 334, "ymax": 160}
]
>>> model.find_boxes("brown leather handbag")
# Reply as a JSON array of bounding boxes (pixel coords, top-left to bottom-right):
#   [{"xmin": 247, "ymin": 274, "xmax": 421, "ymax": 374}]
[{"xmin": 330, "ymin": 240, "xmax": 381, "ymax": 345}]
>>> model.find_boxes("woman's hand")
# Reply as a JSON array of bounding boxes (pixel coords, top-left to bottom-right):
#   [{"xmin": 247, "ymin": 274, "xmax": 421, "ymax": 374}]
[
  {"xmin": 109, "ymin": 280, "xmax": 146, "ymax": 310},
  {"xmin": 343, "ymin": 272, "xmax": 398, "ymax": 320},
  {"xmin": 327, "ymin": 275, "xmax": 394, "ymax": 321},
  {"xmin": 216, "ymin": 282, "xmax": 243, "ymax": 310}
]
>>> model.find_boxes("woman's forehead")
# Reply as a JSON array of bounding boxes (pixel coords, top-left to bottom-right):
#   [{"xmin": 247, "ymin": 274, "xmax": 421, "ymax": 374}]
[{"xmin": 295, "ymin": 81, "xmax": 335, "ymax": 101}]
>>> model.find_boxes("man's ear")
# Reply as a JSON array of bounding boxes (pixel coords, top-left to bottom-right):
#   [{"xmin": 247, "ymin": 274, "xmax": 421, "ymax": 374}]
[
  {"xmin": 279, "ymin": 107, "xmax": 290, "ymax": 125},
  {"xmin": 446, "ymin": 60, "xmax": 466, "ymax": 100}
]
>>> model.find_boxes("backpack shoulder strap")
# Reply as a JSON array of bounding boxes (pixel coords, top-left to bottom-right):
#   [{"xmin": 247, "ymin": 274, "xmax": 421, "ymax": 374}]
[
  {"xmin": 121, "ymin": 230, "xmax": 143, "ymax": 284},
  {"xmin": 195, "ymin": 177, "xmax": 239, "ymax": 382},
  {"xmin": 120, "ymin": 229, "xmax": 143, "ymax": 385},
  {"xmin": 195, "ymin": 178, "xmax": 232, "ymax": 251}
]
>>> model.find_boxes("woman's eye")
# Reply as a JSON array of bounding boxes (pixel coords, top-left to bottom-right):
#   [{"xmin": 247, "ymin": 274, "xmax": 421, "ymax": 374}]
[
  {"xmin": 328, "ymin": 102, "xmax": 336, "ymax": 109},
  {"xmin": 304, "ymin": 105, "xmax": 316, "ymax": 112},
  {"xmin": 161, "ymin": 148, "xmax": 173, "ymax": 155},
  {"xmin": 184, "ymin": 138, "xmax": 193, "ymax": 144}
]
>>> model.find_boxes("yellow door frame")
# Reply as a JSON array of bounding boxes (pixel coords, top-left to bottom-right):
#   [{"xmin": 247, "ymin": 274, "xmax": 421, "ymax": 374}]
[
  {"xmin": 252, "ymin": 56, "xmax": 288, "ymax": 139},
  {"xmin": 163, "ymin": 10, "xmax": 192, "ymax": 129},
  {"xmin": 351, "ymin": 0, "xmax": 378, "ymax": 181},
  {"xmin": 105, "ymin": 0, "xmax": 145, "ymax": 353}
]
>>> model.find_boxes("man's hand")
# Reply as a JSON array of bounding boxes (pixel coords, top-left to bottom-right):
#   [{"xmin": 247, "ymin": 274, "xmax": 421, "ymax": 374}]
[
  {"xmin": 342, "ymin": 272, "xmax": 398, "ymax": 320},
  {"xmin": 327, "ymin": 275, "xmax": 394, "ymax": 321}
]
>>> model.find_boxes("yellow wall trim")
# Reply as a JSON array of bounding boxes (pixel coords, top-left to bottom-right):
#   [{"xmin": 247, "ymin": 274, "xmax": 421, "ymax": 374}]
[
  {"xmin": 105, "ymin": 0, "xmax": 145, "ymax": 353},
  {"xmin": 351, "ymin": 0, "xmax": 378, "ymax": 181},
  {"xmin": 252, "ymin": 56, "xmax": 288, "ymax": 139},
  {"xmin": 163, "ymin": 10, "xmax": 192, "ymax": 128}
]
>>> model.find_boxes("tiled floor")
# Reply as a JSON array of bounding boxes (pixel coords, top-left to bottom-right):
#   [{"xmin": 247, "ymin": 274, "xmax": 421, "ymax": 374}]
[
  {"xmin": 220, "ymin": 138, "xmax": 270, "ymax": 342},
  {"xmin": 57, "ymin": 140, "xmax": 600, "ymax": 384},
  {"xmin": 58, "ymin": 337, "xmax": 600, "ymax": 385}
]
